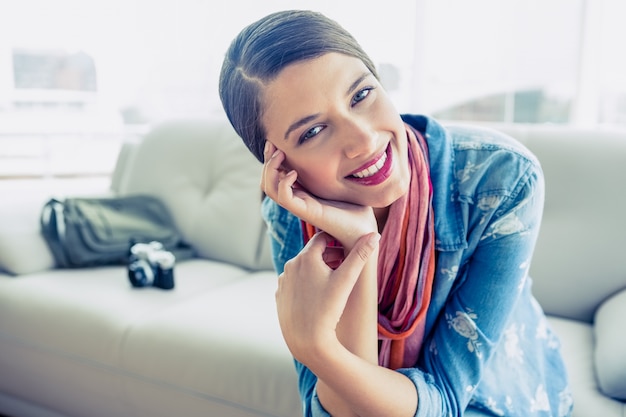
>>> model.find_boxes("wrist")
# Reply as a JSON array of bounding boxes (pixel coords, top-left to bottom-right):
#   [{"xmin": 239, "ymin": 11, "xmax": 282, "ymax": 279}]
[
  {"xmin": 338, "ymin": 219, "xmax": 378, "ymax": 251},
  {"xmin": 297, "ymin": 331, "xmax": 345, "ymax": 371}
]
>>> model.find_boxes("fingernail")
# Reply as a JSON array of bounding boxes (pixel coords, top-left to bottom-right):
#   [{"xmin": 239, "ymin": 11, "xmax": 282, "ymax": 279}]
[{"xmin": 264, "ymin": 141, "xmax": 270, "ymax": 154}]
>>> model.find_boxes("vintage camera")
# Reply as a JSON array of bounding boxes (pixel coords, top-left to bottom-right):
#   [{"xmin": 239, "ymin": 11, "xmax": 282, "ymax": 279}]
[{"xmin": 127, "ymin": 241, "xmax": 175, "ymax": 290}]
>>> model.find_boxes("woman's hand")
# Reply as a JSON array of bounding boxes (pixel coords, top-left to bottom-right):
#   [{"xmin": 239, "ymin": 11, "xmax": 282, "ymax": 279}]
[
  {"xmin": 275, "ymin": 230, "xmax": 417, "ymax": 417},
  {"xmin": 261, "ymin": 141, "xmax": 377, "ymax": 249},
  {"xmin": 275, "ymin": 230, "xmax": 380, "ymax": 366}
]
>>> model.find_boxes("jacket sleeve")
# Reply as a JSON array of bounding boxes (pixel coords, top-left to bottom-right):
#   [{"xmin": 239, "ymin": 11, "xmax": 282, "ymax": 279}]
[{"xmin": 400, "ymin": 161, "xmax": 545, "ymax": 417}]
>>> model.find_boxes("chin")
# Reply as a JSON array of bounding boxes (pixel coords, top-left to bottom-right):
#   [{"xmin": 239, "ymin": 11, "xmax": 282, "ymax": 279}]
[{"xmin": 371, "ymin": 181, "xmax": 410, "ymax": 208}]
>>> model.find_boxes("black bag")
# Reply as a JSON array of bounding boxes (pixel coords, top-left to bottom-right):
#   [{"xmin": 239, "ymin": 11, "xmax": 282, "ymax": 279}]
[{"xmin": 40, "ymin": 195, "xmax": 187, "ymax": 268}]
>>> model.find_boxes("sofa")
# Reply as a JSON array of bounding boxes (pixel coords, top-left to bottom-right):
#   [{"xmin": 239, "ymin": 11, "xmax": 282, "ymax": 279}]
[{"xmin": 0, "ymin": 116, "xmax": 624, "ymax": 417}]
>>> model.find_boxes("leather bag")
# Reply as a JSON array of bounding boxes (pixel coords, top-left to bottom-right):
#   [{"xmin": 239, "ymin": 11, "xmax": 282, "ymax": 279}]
[{"xmin": 40, "ymin": 195, "xmax": 185, "ymax": 268}]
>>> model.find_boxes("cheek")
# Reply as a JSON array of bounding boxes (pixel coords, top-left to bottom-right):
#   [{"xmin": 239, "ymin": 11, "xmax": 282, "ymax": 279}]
[
  {"xmin": 290, "ymin": 161, "xmax": 339, "ymax": 197},
  {"xmin": 295, "ymin": 169, "xmax": 330, "ymax": 195}
]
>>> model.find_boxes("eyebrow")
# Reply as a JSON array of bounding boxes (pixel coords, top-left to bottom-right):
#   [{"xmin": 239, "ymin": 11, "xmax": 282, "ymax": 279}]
[
  {"xmin": 283, "ymin": 71, "xmax": 372, "ymax": 141},
  {"xmin": 347, "ymin": 72, "xmax": 371, "ymax": 96},
  {"xmin": 284, "ymin": 113, "xmax": 321, "ymax": 141}
]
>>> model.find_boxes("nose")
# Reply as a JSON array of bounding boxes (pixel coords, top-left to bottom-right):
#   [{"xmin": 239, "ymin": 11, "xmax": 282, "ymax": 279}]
[{"xmin": 340, "ymin": 119, "xmax": 377, "ymax": 159}]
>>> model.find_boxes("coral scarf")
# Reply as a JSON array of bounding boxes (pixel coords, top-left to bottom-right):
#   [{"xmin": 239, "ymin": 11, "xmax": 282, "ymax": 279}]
[{"xmin": 302, "ymin": 126, "xmax": 436, "ymax": 370}]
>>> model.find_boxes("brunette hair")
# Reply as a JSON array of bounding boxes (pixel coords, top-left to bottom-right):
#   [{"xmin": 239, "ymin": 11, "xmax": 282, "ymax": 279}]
[{"xmin": 218, "ymin": 9, "xmax": 378, "ymax": 162}]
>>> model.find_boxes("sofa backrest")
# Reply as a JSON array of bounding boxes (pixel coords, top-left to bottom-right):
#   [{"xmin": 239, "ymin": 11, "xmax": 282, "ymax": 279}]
[
  {"xmin": 112, "ymin": 118, "xmax": 626, "ymax": 321},
  {"xmin": 492, "ymin": 124, "xmax": 626, "ymax": 323},
  {"xmin": 113, "ymin": 117, "xmax": 273, "ymax": 271}
]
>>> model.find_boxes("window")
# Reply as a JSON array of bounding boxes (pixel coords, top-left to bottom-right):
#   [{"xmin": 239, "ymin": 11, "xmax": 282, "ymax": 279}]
[
  {"xmin": 411, "ymin": 0, "xmax": 582, "ymax": 124},
  {"xmin": 411, "ymin": 0, "xmax": 626, "ymax": 127},
  {"xmin": 596, "ymin": 0, "xmax": 626, "ymax": 124},
  {"xmin": 13, "ymin": 49, "xmax": 97, "ymax": 92},
  {"xmin": 0, "ymin": 0, "xmax": 624, "ymax": 182}
]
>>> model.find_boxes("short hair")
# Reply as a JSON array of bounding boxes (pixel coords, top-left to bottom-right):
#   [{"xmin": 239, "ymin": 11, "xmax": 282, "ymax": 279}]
[{"xmin": 218, "ymin": 9, "xmax": 378, "ymax": 162}]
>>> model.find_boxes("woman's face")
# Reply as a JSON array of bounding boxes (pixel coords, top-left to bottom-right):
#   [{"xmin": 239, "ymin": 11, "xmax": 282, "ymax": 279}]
[{"xmin": 262, "ymin": 52, "xmax": 410, "ymax": 208}]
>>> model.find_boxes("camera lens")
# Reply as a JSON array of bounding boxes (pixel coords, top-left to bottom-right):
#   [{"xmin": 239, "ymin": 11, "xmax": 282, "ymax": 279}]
[{"xmin": 128, "ymin": 259, "xmax": 154, "ymax": 287}]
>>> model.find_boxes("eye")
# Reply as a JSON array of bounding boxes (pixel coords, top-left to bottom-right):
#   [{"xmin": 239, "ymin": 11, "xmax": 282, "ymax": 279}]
[
  {"xmin": 351, "ymin": 87, "xmax": 374, "ymax": 106},
  {"xmin": 299, "ymin": 125, "xmax": 325, "ymax": 144}
]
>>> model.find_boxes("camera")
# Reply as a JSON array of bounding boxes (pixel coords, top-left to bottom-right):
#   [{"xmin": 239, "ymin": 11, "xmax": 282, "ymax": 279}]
[{"xmin": 127, "ymin": 241, "xmax": 175, "ymax": 290}]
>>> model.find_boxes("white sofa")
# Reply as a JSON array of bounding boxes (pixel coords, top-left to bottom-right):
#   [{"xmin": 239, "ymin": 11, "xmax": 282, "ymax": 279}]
[{"xmin": 0, "ymin": 117, "xmax": 624, "ymax": 417}]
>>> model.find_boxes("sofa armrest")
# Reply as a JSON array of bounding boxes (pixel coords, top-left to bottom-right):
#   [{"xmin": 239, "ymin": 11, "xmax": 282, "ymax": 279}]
[
  {"xmin": 594, "ymin": 288, "xmax": 626, "ymax": 400},
  {"xmin": 0, "ymin": 194, "xmax": 56, "ymax": 275},
  {"xmin": 0, "ymin": 180, "xmax": 115, "ymax": 276}
]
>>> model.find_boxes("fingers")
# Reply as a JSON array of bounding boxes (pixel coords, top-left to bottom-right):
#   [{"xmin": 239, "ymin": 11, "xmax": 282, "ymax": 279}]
[
  {"xmin": 260, "ymin": 141, "xmax": 283, "ymax": 193},
  {"xmin": 300, "ymin": 231, "xmax": 336, "ymax": 260},
  {"xmin": 318, "ymin": 232, "xmax": 379, "ymax": 309},
  {"xmin": 275, "ymin": 231, "xmax": 380, "ymax": 355},
  {"xmin": 334, "ymin": 232, "xmax": 380, "ymax": 278},
  {"xmin": 263, "ymin": 139, "xmax": 274, "ymax": 163},
  {"xmin": 261, "ymin": 141, "xmax": 297, "ymax": 200},
  {"xmin": 300, "ymin": 231, "xmax": 379, "ymax": 276}
]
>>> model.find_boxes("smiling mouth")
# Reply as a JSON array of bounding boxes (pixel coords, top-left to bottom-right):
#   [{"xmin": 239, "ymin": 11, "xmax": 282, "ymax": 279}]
[
  {"xmin": 350, "ymin": 150, "xmax": 388, "ymax": 178},
  {"xmin": 345, "ymin": 143, "xmax": 393, "ymax": 186}
]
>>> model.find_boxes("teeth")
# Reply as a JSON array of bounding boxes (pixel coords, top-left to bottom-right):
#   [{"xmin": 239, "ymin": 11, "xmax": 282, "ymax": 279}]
[{"xmin": 352, "ymin": 151, "xmax": 387, "ymax": 178}]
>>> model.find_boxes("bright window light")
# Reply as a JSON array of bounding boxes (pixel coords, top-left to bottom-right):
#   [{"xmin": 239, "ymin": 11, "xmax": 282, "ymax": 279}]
[{"xmin": 0, "ymin": 0, "xmax": 624, "ymax": 181}]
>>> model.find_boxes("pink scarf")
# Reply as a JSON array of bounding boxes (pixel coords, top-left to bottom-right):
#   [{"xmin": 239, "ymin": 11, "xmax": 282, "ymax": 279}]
[
  {"xmin": 302, "ymin": 125, "xmax": 436, "ymax": 370},
  {"xmin": 376, "ymin": 126, "xmax": 435, "ymax": 369}
]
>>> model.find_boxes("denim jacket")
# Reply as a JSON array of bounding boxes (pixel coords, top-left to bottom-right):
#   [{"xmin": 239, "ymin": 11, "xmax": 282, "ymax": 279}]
[{"xmin": 261, "ymin": 115, "xmax": 573, "ymax": 417}]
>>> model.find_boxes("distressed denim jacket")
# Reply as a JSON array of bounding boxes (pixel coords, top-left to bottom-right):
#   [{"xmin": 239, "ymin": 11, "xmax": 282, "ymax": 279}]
[{"xmin": 261, "ymin": 115, "xmax": 573, "ymax": 417}]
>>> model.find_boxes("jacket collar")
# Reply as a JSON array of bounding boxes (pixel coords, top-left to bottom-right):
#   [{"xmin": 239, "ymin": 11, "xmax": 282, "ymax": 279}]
[{"xmin": 402, "ymin": 114, "xmax": 467, "ymax": 252}]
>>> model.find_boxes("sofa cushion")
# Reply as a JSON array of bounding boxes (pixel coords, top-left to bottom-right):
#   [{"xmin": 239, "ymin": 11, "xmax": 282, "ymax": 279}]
[
  {"xmin": 119, "ymin": 271, "xmax": 300, "ymax": 417},
  {"xmin": 117, "ymin": 119, "xmax": 273, "ymax": 271},
  {"xmin": 0, "ymin": 260, "xmax": 299, "ymax": 417},
  {"xmin": 594, "ymin": 288, "xmax": 626, "ymax": 400},
  {"xmin": 548, "ymin": 316, "xmax": 624, "ymax": 417}
]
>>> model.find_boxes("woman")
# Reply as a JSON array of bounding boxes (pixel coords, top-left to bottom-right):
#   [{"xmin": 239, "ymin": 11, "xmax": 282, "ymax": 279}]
[{"xmin": 219, "ymin": 9, "xmax": 572, "ymax": 417}]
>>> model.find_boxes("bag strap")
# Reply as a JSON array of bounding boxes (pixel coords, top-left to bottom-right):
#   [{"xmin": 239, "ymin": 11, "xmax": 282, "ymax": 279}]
[{"xmin": 40, "ymin": 198, "xmax": 71, "ymax": 267}]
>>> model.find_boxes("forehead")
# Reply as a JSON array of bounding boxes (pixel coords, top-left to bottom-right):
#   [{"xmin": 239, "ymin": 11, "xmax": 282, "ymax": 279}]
[
  {"xmin": 267, "ymin": 52, "xmax": 367, "ymax": 96},
  {"xmin": 261, "ymin": 53, "xmax": 370, "ymax": 137}
]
